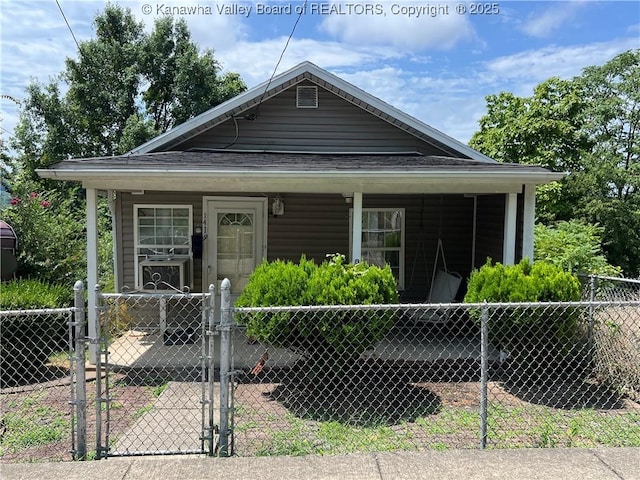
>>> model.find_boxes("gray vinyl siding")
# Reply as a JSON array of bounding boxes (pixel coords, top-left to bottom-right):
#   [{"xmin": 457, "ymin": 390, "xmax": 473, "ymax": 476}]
[
  {"xmin": 175, "ymin": 82, "xmax": 454, "ymax": 156},
  {"xmin": 266, "ymin": 193, "xmax": 349, "ymax": 263},
  {"xmin": 118, "ymin": 192, "xmax": 476, "ymax": 299}
]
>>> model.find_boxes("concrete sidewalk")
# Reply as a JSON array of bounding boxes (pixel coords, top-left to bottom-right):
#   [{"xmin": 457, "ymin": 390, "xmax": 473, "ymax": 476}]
[{"xmin": 3, "ymin": 448, "xmax": 639, "ymax": 480}]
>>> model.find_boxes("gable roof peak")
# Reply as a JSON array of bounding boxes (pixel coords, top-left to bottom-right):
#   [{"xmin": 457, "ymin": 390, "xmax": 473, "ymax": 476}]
[{"xmin": 130, "ymin": 61, "xmax": 495, "ymax": 163}]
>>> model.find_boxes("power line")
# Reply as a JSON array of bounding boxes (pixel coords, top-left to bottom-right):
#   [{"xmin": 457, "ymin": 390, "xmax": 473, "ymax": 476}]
[
  {"xmin": 253, "ymin": 0, "xmax": 308, "ymax": 119},
  {"xmin": 55, "ymin": 0, "xmax": 81, "ymax": 52},
  {"xmin": 1, "ymin": 125, "xmax": 15, "ymax": 137}
]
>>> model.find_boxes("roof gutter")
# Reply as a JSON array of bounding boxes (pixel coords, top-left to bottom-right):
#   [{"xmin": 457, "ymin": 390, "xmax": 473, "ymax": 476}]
[{"xmin": 36, "ymin": 167, "xmax": 564, "ymax": 184}]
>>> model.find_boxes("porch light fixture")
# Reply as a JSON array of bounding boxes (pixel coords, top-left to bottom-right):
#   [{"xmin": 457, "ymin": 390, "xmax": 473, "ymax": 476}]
[
  {"xmin": 341, "ymin": 193, "xmax": 353, "ymax": 204},
  {"xmin": 272, "ymin": 195, "xmax": 284, "ymax": 217}
]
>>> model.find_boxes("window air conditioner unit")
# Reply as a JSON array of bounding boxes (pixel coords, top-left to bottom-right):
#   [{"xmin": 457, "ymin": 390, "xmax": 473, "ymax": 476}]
[{"xmin": 139, "ymin": 258, "xmax": 191, "ymax": 291}]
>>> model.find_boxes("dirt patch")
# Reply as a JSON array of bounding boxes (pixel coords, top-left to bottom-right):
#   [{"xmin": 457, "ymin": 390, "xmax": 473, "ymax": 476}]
[
  {"xmin": 0, "ymin": 372, "xmax": 155, "ymax": 463},
  {"xmin": 231, "ymin": 375, "xmax": 640, "ymax": 456}
]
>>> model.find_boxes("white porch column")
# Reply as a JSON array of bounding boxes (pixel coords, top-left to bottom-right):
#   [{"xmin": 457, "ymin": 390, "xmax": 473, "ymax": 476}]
[
  {"xmin": 502, "ymin": 193, "xmax": 517, "ymax": 265},
  {"xmin": 351, "ymin": 192, "xmax": 363, "ymax": 263},
  {"xmin": 522, "ymin": 185, "xmax": 536, "ymax": 262},
  {"xmin": 107, "ymin": 190, "xmax": 120, "ymax": 292},
  {"xmin": 86, "ymin": 187, "xmax": 99, "ymax": 363}
]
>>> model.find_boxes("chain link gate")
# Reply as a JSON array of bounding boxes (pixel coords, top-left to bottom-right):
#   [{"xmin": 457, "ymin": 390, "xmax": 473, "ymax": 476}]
[{"xmin": 94, "ymin": 284, "xmax": 217, "ymax": 457}]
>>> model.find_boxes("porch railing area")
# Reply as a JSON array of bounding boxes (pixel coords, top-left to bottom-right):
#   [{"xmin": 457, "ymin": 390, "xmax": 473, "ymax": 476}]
[{"xmin": 0, "ymin": 276, "xmax": 639, "ymax": 462}]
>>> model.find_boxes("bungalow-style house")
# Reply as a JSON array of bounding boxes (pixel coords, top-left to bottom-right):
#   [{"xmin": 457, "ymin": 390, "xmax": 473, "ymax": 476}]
[{"xmin": 38, "ymin": 61, "xmax": 561, "ymax": 322}]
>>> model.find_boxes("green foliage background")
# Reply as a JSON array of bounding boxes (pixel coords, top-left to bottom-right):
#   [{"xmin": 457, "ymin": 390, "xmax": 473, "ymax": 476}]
[{"xmin": 470, "ymin": 49, "xmax": 640, "ymax": 276}]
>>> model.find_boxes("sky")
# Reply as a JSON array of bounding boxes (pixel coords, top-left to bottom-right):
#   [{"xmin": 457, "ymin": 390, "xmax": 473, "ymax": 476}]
[{"xmin": 1, "ymin": 0, "xmax": 639, "ymax": 148}]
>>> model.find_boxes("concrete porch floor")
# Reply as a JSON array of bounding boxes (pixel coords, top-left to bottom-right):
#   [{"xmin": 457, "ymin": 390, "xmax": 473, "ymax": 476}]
[{"xmin": 106, "ymin": 326, "xmax": 500, "ymax": 371}]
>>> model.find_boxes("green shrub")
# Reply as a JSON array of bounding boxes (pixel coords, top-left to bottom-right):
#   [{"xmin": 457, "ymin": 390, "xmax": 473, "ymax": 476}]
[
  {"xmin": 236, "ymin": 254, "xmax": 399, "ymax": 366},
  {"xmin": 464, "ymin": 259, "xmax": 582, "ymax": 356},
  {"xmin": 464, "ymin": 259, "xmax": 581, "ymax": 305},
  {"xmin": 0, "ymin": 278, "xmax": 74, "ymax": 309},
  {"xmin": 2, "ymin": 184, "xmax": 86, "ymax": 285},
  {"xmin": 0, "ymin": 279, "xmax": 73, "ymax": 388},
  {"xmin": 534, "ymin": 220, "xmax": 622, "ymax": 276}
]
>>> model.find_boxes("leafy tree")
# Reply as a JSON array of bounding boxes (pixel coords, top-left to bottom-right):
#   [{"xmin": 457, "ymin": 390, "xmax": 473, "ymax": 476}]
[
  {"xmin": 10, "ymin": 4, "xmax": 247, "ymax": 180},
  {"xmin": 534, "ymin": 220, "xmax": 622, "ymax": 277},
  {"xmin": 470, "ymin": 49, "xmax": 640, "ymax": 275},
  {"xmin": 140, "ymin": 17, "xmax": 246, "ymax": 132},
  {"xmin": 470, "ymin": 78, "xmax": 589, "ymax": 172},
  {"xmin": 5, "ymin": 4, "xmax": 246, "ymax": 286},
  {"xmin": 578, "ymin": 50, "xmax": 640, "ymax": 275}
]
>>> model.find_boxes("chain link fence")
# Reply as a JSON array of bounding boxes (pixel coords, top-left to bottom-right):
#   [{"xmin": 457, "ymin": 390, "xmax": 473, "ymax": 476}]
[
  {"xmin": 0, "ymin": 305, "xmax": 75, "ymax": 462},
  {"xmin": 2, "ymin": 276, "xmax": 639, "ymax": 462},
  {"xmin": 228, "ymin": 287, "xmax": 640, "ymax": 455}
]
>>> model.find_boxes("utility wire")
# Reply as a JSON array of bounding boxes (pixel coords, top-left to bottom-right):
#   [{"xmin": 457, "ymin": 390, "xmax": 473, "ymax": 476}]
[
  {"xmin": 55, "ymin": 0, "xmax": 81, "ymax": 52},
  {"xmin": 1, "ymin": 125, "xmax": 14, "ymax": 137},
  {"xmin": 252, "ymin": 0, "xmax": 308, "ymax": 119}
]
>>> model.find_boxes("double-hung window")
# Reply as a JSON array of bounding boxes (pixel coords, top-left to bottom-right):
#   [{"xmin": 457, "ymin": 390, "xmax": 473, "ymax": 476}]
[
  {"xmin": 351, "ymin": 208, "xmax": 405, "ymax": 288},
  {"xmin": 134, "ymin": 205, "xmax": 192, "ymax": 288}
]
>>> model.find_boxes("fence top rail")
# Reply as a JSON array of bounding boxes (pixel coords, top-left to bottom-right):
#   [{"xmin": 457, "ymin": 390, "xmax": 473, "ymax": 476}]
[
  {"xmin": 0, "ymin": 307, "xmax": 74, "ymax": 317},
  {"xmin": 233, "ymin": 300, "xmax": 640, "ymax": 314},
  {"xmin": 585, "ymin": 274, "xmax": 640, "ymax": 285},
  {"xmin": 100, "ymin": 292, "xmax": 212, "ymax": 300}
]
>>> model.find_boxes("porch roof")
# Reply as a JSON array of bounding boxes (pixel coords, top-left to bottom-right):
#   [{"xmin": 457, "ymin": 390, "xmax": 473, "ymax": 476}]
[{"xmin": 37, "ymin": 151, "xmax": 563, "ymax": 194}]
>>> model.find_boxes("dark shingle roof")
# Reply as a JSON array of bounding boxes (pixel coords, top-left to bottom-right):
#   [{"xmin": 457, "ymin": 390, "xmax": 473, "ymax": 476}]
[{"xmin": 46, "ymin": 151, "xmax": 552, "ymax": 174}]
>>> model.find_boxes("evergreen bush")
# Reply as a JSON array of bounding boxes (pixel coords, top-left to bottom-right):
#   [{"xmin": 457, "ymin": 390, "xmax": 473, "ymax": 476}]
[
  {"xmin": 236, "ymin": 254, "xmax": 399, "ymax": 368},
  {"xmin": 464, "ymin": 259, "xmax": 582, "ymax": 370}
]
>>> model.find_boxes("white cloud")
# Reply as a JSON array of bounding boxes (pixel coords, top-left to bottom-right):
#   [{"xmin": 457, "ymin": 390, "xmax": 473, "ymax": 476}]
[
  {"xmin": 319, "ymin": 0, "xmax": 475, "ymax": 51},
  {"xmin": 521, "ymin": 1, "xmax": 589, "ymax": 38},
  {"xmin": 218, "ymin": 37, "xmax": 404, "ymax": 87},
  {"xmin": 321, "ymin": 38, "xmax": 639, "ymax": 142},
  {"xmin": 480, "ymin": 39, "xmax": 639, "ymax": 95}
]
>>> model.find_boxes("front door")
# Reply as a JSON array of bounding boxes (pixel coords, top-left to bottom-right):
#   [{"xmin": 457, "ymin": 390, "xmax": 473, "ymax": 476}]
[{"xmin": 205, "ymin": 198, "xmax": 266, "ymax": 295}]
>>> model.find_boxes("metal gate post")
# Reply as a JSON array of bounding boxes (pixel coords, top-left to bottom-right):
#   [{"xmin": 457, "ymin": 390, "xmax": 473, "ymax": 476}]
[
  {"xmin": 588, "ymin": 275, "xmax": 596, "ymax": 348},
  {"xmin": 73, "ymin": 281, "xmax": 87, "ymax": 460},
  {"xmin": 94, "ymin": 284, "xmax": 105, "ymax": 459},
  {"xmin": 218, "ymin": 278, "xmax": 232, "ymax": 457},
  {"xmin": 201, "ymin": 284, "xmax": 217, "ymax": 455},
  {"xmin": 479, "ymin": 303, "xmax": 489, "ymax": 449}
]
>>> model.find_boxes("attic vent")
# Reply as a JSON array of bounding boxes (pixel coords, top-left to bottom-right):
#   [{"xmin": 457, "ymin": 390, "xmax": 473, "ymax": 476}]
[{"xmin": 296, "ymin": 86, "xmax": 318, "ymax": 108}]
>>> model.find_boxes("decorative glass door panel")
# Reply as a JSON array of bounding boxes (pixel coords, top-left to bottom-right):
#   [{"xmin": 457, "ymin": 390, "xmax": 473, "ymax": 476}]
[{"xmin": 217, "ymin": 212, "xmax": 254, "ymax": 293}]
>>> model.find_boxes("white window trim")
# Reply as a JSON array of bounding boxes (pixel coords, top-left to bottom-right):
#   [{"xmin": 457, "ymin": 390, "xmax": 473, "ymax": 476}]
[
  {"xmin": 349, "ymin": 207, "xmax": 405, "ymax": 289},
  {"xmin": 133, "ymin": 204, "xmax": 193, "ymax": 289}
]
